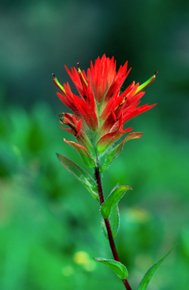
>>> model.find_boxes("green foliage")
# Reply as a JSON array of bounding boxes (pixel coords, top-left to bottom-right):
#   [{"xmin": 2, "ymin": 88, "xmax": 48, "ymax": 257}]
[
  {"xmin": 101, "ymin": 185, "xmax": 132, "ymax": 218},
  {"xmin": 137, "ymin": 251, "xmax": 171, "ymax": 290},
  {"xmin": 95, "ymin": 258, "xmax": 128, "ymax": 280},
  {"xmin": 57, "ymin": 153, "xmax": 98, "ymax": 200},
  {"xmin": 101, "ymin": 185, "xmax": 132, "ymax": 238},
  {"xmin": 109, "ymin": 206, "xmax": 120, "ymax": 238},
  {"xmin": 101, "ymin": 206, "xmax": 120, "ymax": 239},
  {"xmin": 64, "ymin": 139, "xmax": 96, "ymax": 168},
  {"xmin": 100, "ymin": 133, "xmax": 143, "ymax": 172}
]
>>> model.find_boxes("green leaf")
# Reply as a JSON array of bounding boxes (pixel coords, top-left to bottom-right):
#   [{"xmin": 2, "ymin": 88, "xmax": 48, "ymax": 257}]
[
  {"xmin": 102, "ymin": 206, "xmax": 120, "ymax": 239},
  {"xmin": 101, "ymin": 185, "xmax": 132, "ymax": 218},
  {"xmin": 110, "ymin": 206, "xmax": 120, "ymax": 238},
  {"xmin": 64, "ymin": 138, "xmax": 96, "ymax": 168},
  {"xmin": 95, "ymin": 258, "xmax": 128, "ymax": 280},
  {"xmin": 101, "ymin": 132, "xmax": 143, "ymax": 172},
  {"xmin": 56, "ymin": 153, "xmax": 98, "ymax": 200},
  {"xmin": 138, "ymin": 251, "xmax": 171, "ymax": 290},
  {"xmin": 100, "ymin": 142, "xmax": 124, "ymax": 172}
]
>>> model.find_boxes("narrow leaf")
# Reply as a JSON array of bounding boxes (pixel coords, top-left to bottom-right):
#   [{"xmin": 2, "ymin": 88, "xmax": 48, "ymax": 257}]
[
  {"xmin": 56, "ymin": 153, "xmax": 98, "ymax": 200},
  {"xmin": 95, "ymin": 258, "xmax": 128, "ymax": 280},
  {"xmin": 101, "ymin": 185, "xmax": 132, "ymax": 218},
  {"xmin": 101, "ymin": 132, "xmax": 143, "ymax": 172},
  {"xmin": 110, "ymin": 206, "xmax": 120, "ymax": 238},
  {"xmin": 101, "ymin": 206, "xmax": 120, "ymax": 239},
  {"xmin": 138, "ymin": 250, "xmax": 171, "ymax": 290},
  {"xmin": 64, "ymin": 138, "xmax": 95, "ymax": 168}
]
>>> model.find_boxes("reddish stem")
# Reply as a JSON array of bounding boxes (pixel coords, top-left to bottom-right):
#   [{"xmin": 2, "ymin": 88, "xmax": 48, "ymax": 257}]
[{"xmin": 95, "ymin": 166, "xmax": 132, "ymax": 290}]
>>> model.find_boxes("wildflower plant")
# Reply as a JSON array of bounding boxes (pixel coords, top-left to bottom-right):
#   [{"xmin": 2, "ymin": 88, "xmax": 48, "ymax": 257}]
[{"xmin": 53, "ymin": 55, "xmax": 169, "ymax": 290}]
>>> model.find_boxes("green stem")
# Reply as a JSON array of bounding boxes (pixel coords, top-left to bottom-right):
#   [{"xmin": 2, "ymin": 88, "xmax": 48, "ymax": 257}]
[{"xmin": 94, "ymin": 166, "xmax": 132, "ymax": 290}]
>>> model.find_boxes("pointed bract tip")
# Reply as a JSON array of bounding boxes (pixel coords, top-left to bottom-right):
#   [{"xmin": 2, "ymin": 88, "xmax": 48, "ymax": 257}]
[
  {"xmin": 154, "ymin": 71, "xmax": 158, "ymax": 76},
  {"xmin": 76, "ymin": 62, "xmax": 88, "ymax": 86},
  {"xmin": 152, "ymin": 71, "xmax": 158, "ymax": 80},
  {"xmin": 52, "ymin": 74, "xmax": 66, "ymax": 93},
  {"xmin": 136, "ymin": 72, "xmax": 157, "ymax": 93}
]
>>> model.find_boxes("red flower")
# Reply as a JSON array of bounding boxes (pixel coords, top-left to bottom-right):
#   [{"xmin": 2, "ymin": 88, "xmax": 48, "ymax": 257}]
[{"xmin": 53, "ymin": 54, "xmax": 156, "ymax": 165}]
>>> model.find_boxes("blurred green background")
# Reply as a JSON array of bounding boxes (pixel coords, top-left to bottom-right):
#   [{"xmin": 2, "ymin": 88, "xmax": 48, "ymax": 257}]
[{"xmin": 0, "ymin": 0, "xmax": 189, "ymax": 289}]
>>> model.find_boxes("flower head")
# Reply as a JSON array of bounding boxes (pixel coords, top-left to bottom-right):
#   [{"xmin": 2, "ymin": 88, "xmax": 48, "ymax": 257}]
[{"xmin": 54, "ymin": 54, "xmax": 156, "ymax": 167}]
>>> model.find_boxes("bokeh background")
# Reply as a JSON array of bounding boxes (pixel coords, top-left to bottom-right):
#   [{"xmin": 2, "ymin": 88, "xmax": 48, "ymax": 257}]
[{"xmin": 0, "ymin": 1, "xmax": 189, "ymax": 289}]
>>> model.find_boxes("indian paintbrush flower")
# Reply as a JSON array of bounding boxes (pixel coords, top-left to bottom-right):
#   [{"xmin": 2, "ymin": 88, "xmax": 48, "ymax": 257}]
[
  {"xmin": 54, "ymin": 55, "xmax": 162, "ymax": 290},
  {"xmin": 53, "ymin": 54, "xmax": 156, "ymax": 169}
]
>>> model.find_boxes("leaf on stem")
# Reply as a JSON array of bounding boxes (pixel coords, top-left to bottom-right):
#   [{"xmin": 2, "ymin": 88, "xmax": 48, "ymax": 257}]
[
  {"xmin": 95, "ymin": 258, "xmax": 128, "ymax": 280},
  {"xmin": 137, "ymin": 250, "xmax": 171, "ymax": 290},
  {"xmin": 56, "ymin": 153, "xmax": 98, "ymax": 200},
  {"xmin": 64, "ymin": 138, "xmax": 96, "ymax": 168},
  {"xmin": 101, "ymin": 185, "xmax": 132, "ymax": 218},
  {"xmin": 101, "ymin": 132, "xmax": 143, "ymax": 172},
  {"xmin": 110, "ymin": 205, "xmax": 120, "ymax": 238}
]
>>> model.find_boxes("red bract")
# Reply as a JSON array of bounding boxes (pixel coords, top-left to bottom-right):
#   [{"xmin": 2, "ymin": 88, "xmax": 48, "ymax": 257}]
[{"xmin": 54, "ymin": 54, "xmax": 156, "ymax": 161}]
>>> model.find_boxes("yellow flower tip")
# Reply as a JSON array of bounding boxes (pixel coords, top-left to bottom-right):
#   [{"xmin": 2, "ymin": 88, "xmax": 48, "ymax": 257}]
[
  {"xmin": 136, "ymin": 71, "xmax": 158, "ymax": 94},
  {"xmin": 52, "ymin": 73, "xmax": 66, "ymax": 94},
  {"xmin": 77, "ymin": 63, "xmax": 88, "ymax": 86}
]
